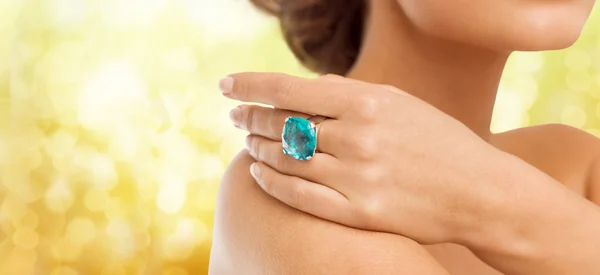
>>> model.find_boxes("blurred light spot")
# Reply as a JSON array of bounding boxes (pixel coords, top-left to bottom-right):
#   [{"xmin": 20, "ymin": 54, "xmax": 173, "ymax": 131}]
[
  {"xmin": 2, "ymin": 248, "xmax": 37, "ymax": 275},
  {"xmin": 44, "ymin": 178, "xmax": 74, "ymax": 213},
  {"xmin": 163, "ymin": 47, "xmax": 198, "ymax": 73},
  {"xmin": 560, "ymin": 105, "xmax": 587, "ymax": 128},
  {"xmin": 45, "ymin": 129, "xmax": 78, "ymax": 160},
  {"xmin": 131, "ymin": 212, "xmax": 152, "ymax": 229},
  {"xmin": 50, "ymin": 266, "xmax": 79, "ymax": 275},
  {"xmin": 1, "ymin": 195, "xmax": 28, "ymax": 222},
  {"xmin": 106, "ymin": 219, "xmax": 136, "ymax": 259},
  {"xmin": 512, "ymin": 76, "xmax": 539, "ymax": 109},
  {"xmin": 14, "ymin": 210, "xmax": 39, "ymax": 230},
  {"xmin": 83, "ymin": 189, "xmax": 110, "ymax": 212},
  {"xmin": 189, "ymin": 105, "xmax": 211, "ymax": 130},
  {"xmin": 101, "ymin": 266, "xmax": 127, "ymax": 275},
  {"xmin": 66, "ymin": 218, "xmax": 96, "ymax": 245},
  {"xmin": 163, "ymin": 267, "xmax": 188, "ymax": 275},
  {"xmin": 54, "ymin": 0, "xmax": 86, "ymax": 26},
  {"xmin": 100, "ymin": 0, "xmax": 167, "ymax": 29},
  {"xmin": 78, "ymin": 60, "xmax": 148, "ymax": 131},
  {"xmin": 198, "ymin": 156, "xmax": 225, "ymax": 181},
  {"xmin": 140, "ymin": 232, "xmax": 152, "ymax": 248},
  {"xmin": 491, "ymin": 88, "xmax": 529, "ymax": 133},
  {"xmin": 565, "ymin": 70, "xmax": 592, "ymax": 91},
  {"xmin": 107, "ymin": 127, "xmax": 139, "ymax": 161},
  {"xmin": 174, "ymin": 218, "xmax": 208, "ymax": 246},
  {"xmin": 164, "ymin": 234, "xmax": 195, "ymax": 261},
  {"xmin": 157, "ymin": 179, "xmax": 186, "ymax": 214},
  {"xmin": 51, "ymin": 238, "xmax": 82, "ymax": 261},
  {"xmin": 186, "ymin": 0, "xmax": 270, "ymax": 41},
  {"xmin": 196, "ymin": 189, "xmax": 217, "ymax": 211},
  {"xmin": 89, "ymin": 153, "xmax": 118, "ymax": 190},
  {"xmin": 104, "ymin": 197, "xmax": 127, "ymax": 220},
  {"xmin": 12, "ymin": 175, "xmax": 44, "ymax": 203},
  {"xmin": 13, "ymin": 227, "xmax": 39, "ymax": 250},
  {"xmin": 513, "ymin": 52, "xmax": 544, "ymax": 73},
  {"xmin": 564, "ymin": 49, "xmax": 591, "ymax": 70}
]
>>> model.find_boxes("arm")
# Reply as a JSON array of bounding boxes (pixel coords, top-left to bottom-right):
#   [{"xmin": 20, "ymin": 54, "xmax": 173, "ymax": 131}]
[
  {"xmin": 216, "ymin": 72, "xmax": 600, "ymax": 274},
  {"xmin": 464, "ymin": 150, "xmax": 600, "ymax": 275},
  {"xmin": 208, "ymin": 150, "xmax": 449, "ymax": 275}
]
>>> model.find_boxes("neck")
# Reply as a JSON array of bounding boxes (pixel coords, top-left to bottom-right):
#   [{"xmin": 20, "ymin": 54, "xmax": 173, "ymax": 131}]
[{"xmin": 346, "ymin": 1, "xmax": 510, "ymax": 140}]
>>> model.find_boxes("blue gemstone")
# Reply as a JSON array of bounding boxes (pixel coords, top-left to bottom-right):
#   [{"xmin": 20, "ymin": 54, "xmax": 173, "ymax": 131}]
[{"xmin": 282, "ymin": 117, "xmax": 317, "ymax": 161}]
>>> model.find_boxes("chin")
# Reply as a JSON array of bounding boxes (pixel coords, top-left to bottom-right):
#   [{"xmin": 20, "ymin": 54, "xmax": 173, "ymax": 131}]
[
  {"xmin": 507, "ymin": 8, "xmax": 591, "ymax": 51},
  {"xmin": 404, "ymin": 0, "xmax": 595, "ymax": 53},
  {"xmin": 509, "ymin": 26, "xmax": 585, "ymax": 52}
]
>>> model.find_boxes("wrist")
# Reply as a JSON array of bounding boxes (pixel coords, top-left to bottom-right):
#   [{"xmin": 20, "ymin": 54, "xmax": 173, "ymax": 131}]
[
  {"xmin": 456, "ymin": 150, "xmax": 600, "ymax": 274},
  {"xmin": 448, "ymin": 148, "xmax": 545, "ymax": 247}
]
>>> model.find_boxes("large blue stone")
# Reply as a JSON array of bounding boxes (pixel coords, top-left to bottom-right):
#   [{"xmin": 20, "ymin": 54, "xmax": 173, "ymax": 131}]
[{"xmin": 282, "ymin": 117, "xmax": 317, "ymax": 161}]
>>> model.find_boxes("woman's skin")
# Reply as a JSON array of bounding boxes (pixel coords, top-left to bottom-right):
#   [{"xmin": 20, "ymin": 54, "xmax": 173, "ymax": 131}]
[{"xmin": 210, "ymin": 0, "xmax": 600, "ymax": 274}]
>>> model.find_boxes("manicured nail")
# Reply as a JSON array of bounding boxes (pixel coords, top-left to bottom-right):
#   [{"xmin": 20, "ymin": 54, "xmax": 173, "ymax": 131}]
[
  {"xmin": 250, "ymin": 162, "xmax": 261, "ymax": 180},
  {"xmin": 219, "ymin": 76, "xmax": 234, "ymax": 94},
  {"xmin": 229, "ymin": 106, "xmax": 241, "ymax": 127}
]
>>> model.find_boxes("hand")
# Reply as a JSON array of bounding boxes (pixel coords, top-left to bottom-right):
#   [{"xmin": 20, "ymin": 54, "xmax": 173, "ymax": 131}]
[{"xmin": 221, "ymin": 72, "xmax": 505, "ymax": 244}]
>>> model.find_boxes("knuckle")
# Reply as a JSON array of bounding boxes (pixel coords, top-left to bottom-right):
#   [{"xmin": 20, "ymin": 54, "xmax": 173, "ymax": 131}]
[
  {"xmin": 380, "ymin": 84, "xmax": 408, "ymax": 96},
  {"xmin": 251, "ymin": 137, "xmax": 262, "ymax": 158},
  {"xmin": 244, "ymin": 106, "xmax": 256, "ymax": 131},
  {"xmin": 354, "ymin": 94, "xmax": 380, "ymax": 120},
  {"xmin": 272, "ymin": 75, "xmax": 297, "ymax": 105},
  {"xmin": 289, "ymin": 183, "xmax": 305, "ymax": 209},
  {"xmin": 354, "ymin": 198, "xmax": 382, "ymax": 230},
  {"xmin": 270, "ymin": 108, "xmax": 284, "ymax": 134},
  {"xmin": 380, "ymin": 84, "xmax": 399, "ymax": 93},
  {"xmin": 358, "ymin": 165, "xmax": 385, "ymax": 186},
  {"xmin": 351, "ymin": 132, "xmax": 378, "ymax": 160}
]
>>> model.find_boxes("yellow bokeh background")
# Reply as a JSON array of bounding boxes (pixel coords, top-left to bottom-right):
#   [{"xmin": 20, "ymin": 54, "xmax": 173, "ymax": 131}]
[{"xmin": 0, "ymin": 1, "xmax": 599, "ymax": 274}]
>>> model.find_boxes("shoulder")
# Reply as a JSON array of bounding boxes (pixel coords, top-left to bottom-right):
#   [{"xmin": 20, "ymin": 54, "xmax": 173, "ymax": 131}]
[
  {"xmin": 492, "ymin": 123, "xmax": 600, "ymax": 196},
  {"xmin": 494, "ymin": 123, "xmax": 600, "ymax": 154},
  {"xmin": 209, "ymin": 150, "xmax": 449, "ymax": 275}
]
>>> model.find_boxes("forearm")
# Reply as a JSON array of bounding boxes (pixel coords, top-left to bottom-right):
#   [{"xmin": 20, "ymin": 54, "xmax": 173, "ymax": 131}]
[{"xmin": 462, "ymin": 152, "xmax": 600, "ymax": 275}]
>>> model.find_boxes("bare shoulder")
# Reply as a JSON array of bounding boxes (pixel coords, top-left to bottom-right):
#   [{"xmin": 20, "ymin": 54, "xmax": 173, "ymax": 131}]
[
  {"xmin": 491, "ymin": 123, "xmax": 600, "ymax": 194},
  {"xmin": 209, "ymin": 150, "xmax": 449, "ymax": 275}
]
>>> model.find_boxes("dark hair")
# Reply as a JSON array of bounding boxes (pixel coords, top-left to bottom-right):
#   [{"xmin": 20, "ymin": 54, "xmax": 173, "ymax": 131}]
[{"xmin": 250, "ymin": 0, "xmax": 366, "ymax": 75}]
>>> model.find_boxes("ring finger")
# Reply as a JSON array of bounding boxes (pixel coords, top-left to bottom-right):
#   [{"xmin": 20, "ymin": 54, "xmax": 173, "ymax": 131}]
[
  {"xmin": 231, "ymin": 105, "xmax": 345, "ymax": 157},
  {"xmin": 245, "ymin": 135, "xmax": 345, "ymax": 187}
]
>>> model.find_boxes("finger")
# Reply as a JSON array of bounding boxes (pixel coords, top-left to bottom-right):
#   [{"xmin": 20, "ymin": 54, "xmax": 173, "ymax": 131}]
[
  {"xmin": 229, "ymin": 105, "xmax": 308, "ymax": 141},
  {"xmin": 219, "ymin": 72, "xmax": 357, "ymax": 118},
  {"xmin": 232, "ymin": 106, "xmax": 346, "ymax": 155},
  {"xmin": 247, "ymin": 117, "xmax": 346, "ymax": 160},
  {"xmin": 320, "ymin": 74, "xmax": 408, "ymax": 95},
  {"xmin": 319, "ymin": 74, "xmax": 364, "ymax": 83},
  {"xmin": 249, "ymin": 162, "xmax": 356, "ymax": 226},
  {"xmin": 245, "ymin": 135, "xmax": 344, "ymax": 185}
]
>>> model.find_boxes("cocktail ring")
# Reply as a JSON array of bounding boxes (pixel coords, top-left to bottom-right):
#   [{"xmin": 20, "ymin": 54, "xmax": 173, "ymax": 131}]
[{"xmin": 281, "ymin": 115, "xmax": 325, "ymax": 161}]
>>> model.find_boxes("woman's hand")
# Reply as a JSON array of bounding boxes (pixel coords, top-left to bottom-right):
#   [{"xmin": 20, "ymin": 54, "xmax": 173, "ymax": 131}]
[{"xmin": 220, "ymin": 72, "xmax": 509, "ymax": 245}]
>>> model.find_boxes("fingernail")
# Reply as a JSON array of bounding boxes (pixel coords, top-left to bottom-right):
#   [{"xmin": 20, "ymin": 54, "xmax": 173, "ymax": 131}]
[
  {"xmin": 250, "ymin": 162, "xmax": 261, "ymax": 180},
  {"xmin": 229, "ymin": 106, "xmax": 241, "ymax": 127},
  {"xmin": 219, "ymin": 76, "xmax": 234, "ymax": 95}
]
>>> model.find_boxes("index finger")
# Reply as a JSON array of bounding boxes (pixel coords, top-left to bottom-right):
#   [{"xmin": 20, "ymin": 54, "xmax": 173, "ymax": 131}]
[{"xmin": 219, "ymin": 72, "xmax": 354, "ymax": 118}]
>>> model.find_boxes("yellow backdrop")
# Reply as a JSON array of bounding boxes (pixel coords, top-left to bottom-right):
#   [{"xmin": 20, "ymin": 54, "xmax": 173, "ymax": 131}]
[{"xmin": 0, "ymin": 1, "xmax": 599, "ymax": 274}]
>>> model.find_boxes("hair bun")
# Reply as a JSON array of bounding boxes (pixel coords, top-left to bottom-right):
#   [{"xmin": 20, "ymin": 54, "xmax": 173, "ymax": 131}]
[{"xmin": 250, "ymin": 0, "xmax": 365, "ymax": 75}]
